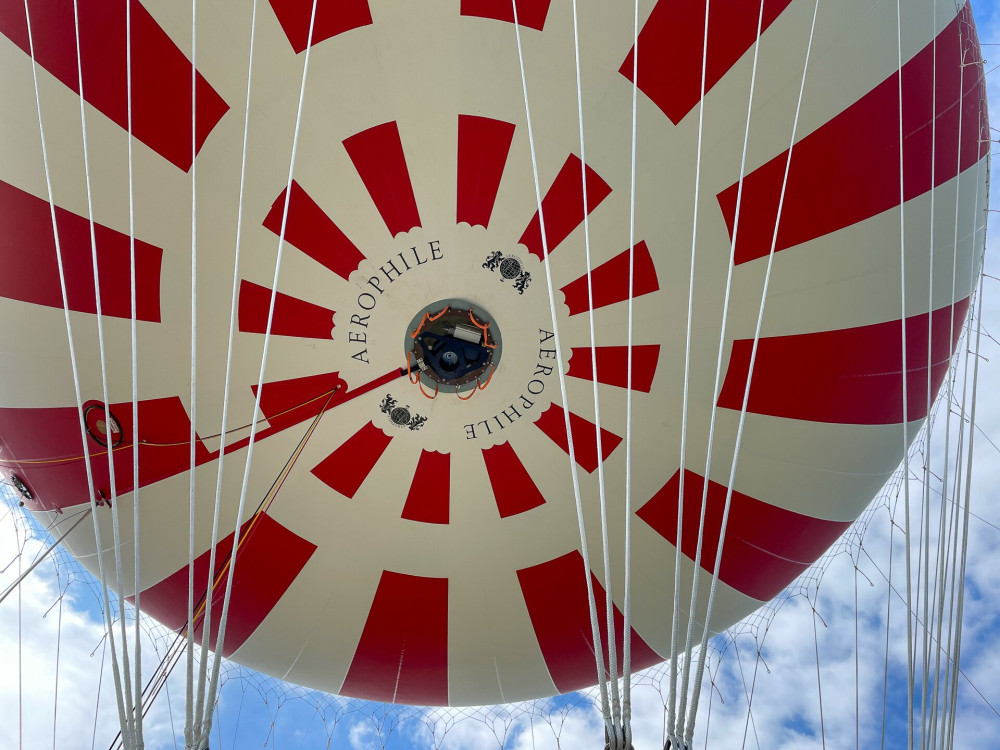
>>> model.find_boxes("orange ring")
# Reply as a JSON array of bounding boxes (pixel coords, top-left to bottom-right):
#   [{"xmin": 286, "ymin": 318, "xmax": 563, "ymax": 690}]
[
  {"xmin": 417, "ymin": 379, "xmax": 439, "ymax": 400},
  {"xmin": 405, "ymin": 354, "xmax": 420, "ymax": 384},
  {"xmin": 477, "ymin": 365, "xmax": 495, "ymax": 390},
  {"xmin": 456, "ymin": 385, "xmax": 477, "ymax": 400}
]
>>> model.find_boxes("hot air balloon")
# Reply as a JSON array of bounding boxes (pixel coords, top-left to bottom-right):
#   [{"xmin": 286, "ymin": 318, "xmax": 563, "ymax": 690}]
[{"xmin": 0, "ymin": 0, "xmax": 991, "ymax": 747}]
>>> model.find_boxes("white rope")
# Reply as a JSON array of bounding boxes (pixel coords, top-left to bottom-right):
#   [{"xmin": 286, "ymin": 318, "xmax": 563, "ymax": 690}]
[
  {"xmin": 194, "ymin": 2, "xmax": 319, "ymax": 747},
  {"xmin": 125, "ymin": 0, "xmax": 144, "ymax": 738},
  {"xmin": 569, "ymin": 2, "xmax": 623, "ymax": 744},
  {"xmin": 622, "ymin": 0, "xmax": 640, "ymax": 745},
  {"xmin": 508, "ymin": 0, "xmax": 614, "ymax": 731},
  {"xmin": 667, "ymin": 1, "xmax": 712, "ymax": 743},
  {"xmin": 681, "ymin": 0, "xmax": 821, "ymax": 742},
  {"xmin": 918, "ymin": 6, "xmax": 939, "ymax": 745},
  {"xmin": 69, "ymin": 1, "xmax": 140, "ymax": 742},
  {"xmin": 191, "ymin": 0, "xmax": 261, "ymax": 741},
  {"xmin": 184, "ymin": 0, "xmax": 200, "ymax": 744},
  {"xmin": 21, "ymin": 1, "xmax": 133, "ymax": 744},
  {"xmin": 892, "ymin": 4, "xmax": 917, "ymax": 748}
]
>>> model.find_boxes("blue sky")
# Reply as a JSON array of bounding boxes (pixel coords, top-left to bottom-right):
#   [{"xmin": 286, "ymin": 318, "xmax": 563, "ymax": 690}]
[{"xmin": 4, "ymin": 1, "xmax": 1000, "ymax": 748}]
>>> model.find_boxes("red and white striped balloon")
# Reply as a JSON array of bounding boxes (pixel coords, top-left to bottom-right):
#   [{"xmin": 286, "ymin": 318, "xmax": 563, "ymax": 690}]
[{"xmin": 0, "ymin": 0, "xmax": 987, "ymax": 705}]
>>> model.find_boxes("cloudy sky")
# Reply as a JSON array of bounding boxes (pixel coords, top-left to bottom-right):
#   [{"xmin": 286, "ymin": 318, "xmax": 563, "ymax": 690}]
[{"xmin": 4, "ymin": 1, "xmax": 1000, "ymax": 748}]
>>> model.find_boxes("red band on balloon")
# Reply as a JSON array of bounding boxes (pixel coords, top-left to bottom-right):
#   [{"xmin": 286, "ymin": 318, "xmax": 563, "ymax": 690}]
[
  {"xmin": 0, "ymin": 180, "xmax": 162, "ymax": 322},
  {"xmin": 0, "ymin": 0, "xmax": 228, "ymax": 171},
  {"xmin": 517, "ymin": 551, "xmax": 661, "ymax": 694},
  {"xmin": 456, "ymin": 115, "xmax": 516, "ymax": 229},
  {"xmin": 637, "ymin": 469, "xmax": 851, "ymax": 602},
  {"xmin": 263, "ymin": 181, "xmax": 366, "ymax": 281},
  {"xmin": 620, "ymin": 0, "xmax": 794, "ymax": 125},
  {"xmin": 340, "ymin": 570, "xmax": 449, "ymax": 704},
  {"xmin": 717, "ymin": 3, "xmax": 988, "ymax": 264},
  {"xmin": 518, "ymin": 155, "xmax": 611, "ymax": 260},
  {"xmin": 482, "ymin": 441, "xmax": 546, "ymax": 518},
  {"xmin": 718, "ymin": 299, "xmax": 970, "ymax": 425}
]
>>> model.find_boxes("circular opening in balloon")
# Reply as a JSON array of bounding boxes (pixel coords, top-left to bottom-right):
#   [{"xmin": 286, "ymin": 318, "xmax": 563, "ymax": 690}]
[{"xmin": 405, "ymin": 299, "xmax": 501, "ymax": 393}]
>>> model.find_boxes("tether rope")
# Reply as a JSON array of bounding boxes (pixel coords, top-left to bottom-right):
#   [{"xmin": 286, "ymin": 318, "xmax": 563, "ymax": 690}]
[
  {"xmin": 666, "ymin": 0, "xmax": 712, "ymax": 739},
  {"xmin": 569, "ymin": 1, "xmax": 623, "ymax": 745},
  {"xmin": 509, "ymin": 0, "xmax": 615, "ymax": 734},
  {"xmin": 190, "ymin": 2, "xmax": 322, "ymax": 747},
  {"xmin": 679, "ymin": 0, "xmax": 822, "ymax": 742},
  {"xmin": 21, "ymin": 0, "xmax": 133, "ymax": 744}
]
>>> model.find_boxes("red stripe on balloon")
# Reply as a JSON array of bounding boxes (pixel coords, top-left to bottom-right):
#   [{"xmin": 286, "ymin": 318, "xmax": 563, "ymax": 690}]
[
  {"xmin": 0, "ymin": 0, "xmax": 228, "ymax": 171},
  {"xmin": 0, "ymin": 180, "xmax": 162, "ymax": 321},
  {"xmin": 533, "ymin": 404, "xmax": 622, "ymax": 474},
  {"xmin": 620, "ymin": 0, "xmax": 794, "ymax": 125},
  {"xmin": 401, "ymin": 451, "xmax": 450, "ymax": 524},
  {"xmin": 459, "ymin": 0, "xmax": 552, "ymax": 30},
  {"xmin": 718, "ymin": 4, "xmax": 988, "ymax": 264},
  {"xmin": 519, "ymin": 155, "xmax": 612, "ymax": 260},
  {"xmin": 636, "ymin": 470, "xmax": 850, "ymax": 601},
  {"xmin": 567, "ymin": 345, "xmax": 660, "ymax": 393},
  {"xmin": 251, "ymin": 371, "xmax": 347, "ymax": 432},
  {"xmin": 718, "ymin": 299, "xmax": 970, "ymax": 425},
  {"xmin": 0, "ymin": 397, "xmax": 210, "ymax": 512},
  {"xmin": 311, "ymin": 421, "xmax": 393, "ymax": 498},
  {"xmin": 127, "ymin": 513, "xmax": 316, "ymax": 657},
  {"xmin": 238, "ymin": 280, "xmax": 335, "ymax": 340},
  {"xmin": 456, "ymin": 115, "xmax": 516, "ymax": 228},
  {"xmin": 517, "ymin": 551, "xmax": 661, "ymax": 693},
  {"xmin": 340, "ymin": 570, "xmax": 449, "ymax": 704},
  {"xmin": 343, "ymin": 122, "xmax": 421, "ymax": 237},
  {"xmin": 267, "ymin": 0, "xmax": 372, "ymax": 53},
  {"xmin": 482, "ymin": 441, "xmax": 546, "ymax": 518},
  {"xmin": 262, "ymin": 181, "xmax": 365, "ymax": 281},
  {"xmin": 560, "ymin": 241, "xmax": 658, "ymax": 317}
]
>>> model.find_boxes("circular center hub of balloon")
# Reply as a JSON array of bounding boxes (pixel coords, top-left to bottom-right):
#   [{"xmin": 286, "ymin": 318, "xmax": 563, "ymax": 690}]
[{"xmin": 404, "ymin": 299, "xmax": 501, "ymax": 394}]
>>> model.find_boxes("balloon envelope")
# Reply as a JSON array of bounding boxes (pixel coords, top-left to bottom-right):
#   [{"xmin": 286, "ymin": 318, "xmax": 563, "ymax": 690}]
[{"xmin": 0, "ymin": 0, "xmax": 987, "ymax": 705}]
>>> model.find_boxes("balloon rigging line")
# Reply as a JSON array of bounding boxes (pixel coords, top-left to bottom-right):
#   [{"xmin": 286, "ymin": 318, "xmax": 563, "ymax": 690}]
[
  {"xmin": 509, "ymin": 0, "xmax": 614, "ymax": 734},
  {"xmin": 0, "ymin": 507, "xmax": 91, "ymax": 606},
  {"xmin": 108, "ymin": 385, "xmax": 335, "ymax": 750},
  {"xmin": 193, "ymin": 1, "xmax": 322, "ymax": 745},
  {"xmin": 70, "ymin": 0, "xmax": 139, "ymax": 738},
  {"xmin": 682, "ymin": 0, "xmax": 821, "ymax": 742},
  {"xmin": 944, "ymin": 118, "xmax": 988, "ymax": 749},
  {"xmin": 194, "ymin": 0, "xmax": 260, "ymax": 734},
  {"xmin": 569, "ymin": 1, "xmax": 622, "ymax": 744},
  {"xmin": 668, "ymin": 0, "xmax": 712, "ymax": 741},
  {"xmin": 938, "ymin": 29, "xmax": 987, "ymax": 750},
  {"xmin": 893, "ymin": 2, "xmax": 917, "ymax": 746},
  {"xmin": 672, "ymin": 0, "xmax": 760, "ymax": 740},
  {"xmin": 21, "ymin": 0, "xmax": 133, "ymax": 743},
  {"xmin": 125, "ymin": 0, "xmax": 144, "ymax": 733},
  {"xmin": 186, "ymin": 0, "xmax": 201, "ymax": 743},
  {"xmin": 623, "ymin": 0, "xmax": 640, "ymax": 741},
  {"xmin": 918, "ymin": 7, "xmax": 939, "ymax": 745}
]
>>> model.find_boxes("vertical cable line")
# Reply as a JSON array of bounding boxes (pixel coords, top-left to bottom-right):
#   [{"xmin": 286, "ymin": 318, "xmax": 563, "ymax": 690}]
[
  {"xmin": 184, "ymin": 0, "xmax": 199, "ymax": 745},
  {"xmin": 667, "ymin": 2, "xmax": 711, "ymax": 744},
  {"xmin": 623, "ymin": 0, "xmax": 640, "ymax": 745},
  {"xmin": 681, "ymin": 1, "xmax": 821, "ymax": 743},
  {"xmin": 508, "ymin": 0, "xmax": 614, "ymax": 730},
  {"xmin": 190, "ymin": 1, "xmax": 261, "ymax": 746},
  {"xmin": 918, "ymin": 7, "xmax": 939, "ymax": 745},
  {"xmin": 194, "ymin": 2, "xmax": 321, "ymax": 747},
  {"xmin": 125, "ymin": 0, "xmax": 144, "ymax": 739},
  {"xmin": 569, "ymin": 2, "xmax": 622, "ymax": 745},
  {"xmin": 943, "ymin": 88, "xmax": 988, "ymax": 747},
  {"xmin": 893, "ymin": 3, "xmax": 917, "ymax": 747},
  {"xmin": 20, "ymin": 0, "xmax": 133, "ymax": 745},
  {"xmin": 70, "ymin": 0, "xmax": 141, "ymax": 743}
]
